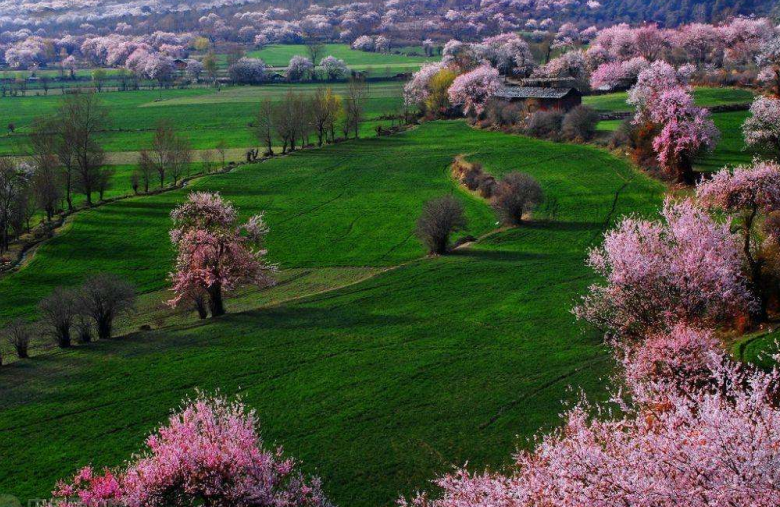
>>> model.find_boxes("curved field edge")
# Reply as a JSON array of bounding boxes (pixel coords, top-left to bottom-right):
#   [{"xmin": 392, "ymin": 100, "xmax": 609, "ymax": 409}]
[{"xmin": 0, "ymin": 122, "xmax": 664, "ymax": 506}]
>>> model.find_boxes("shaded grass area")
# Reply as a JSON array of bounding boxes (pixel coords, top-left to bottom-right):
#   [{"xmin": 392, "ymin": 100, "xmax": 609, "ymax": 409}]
[{"xmin": 0, "ymin": 122, "xmax": 663, "ymax": 506}]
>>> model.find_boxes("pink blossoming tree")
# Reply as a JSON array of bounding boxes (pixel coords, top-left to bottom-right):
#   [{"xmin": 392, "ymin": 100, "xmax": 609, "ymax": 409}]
[
  {"xmin": 573, "ymin": 198, "xmax": 753, "ymax": 338},
  {"xmin": 743, "ymin": 95, "xmax": 780, "ymax": 161},
  {"xmin": 50, "ymin": 394, "xmax": 330, "ymax": 507},
  {"xmin": 697, "ymin": 160, "xmax": 780, "ymax": 318},
  {"xmin": 447, "ymin": 64, "xmax": 500, "ymax": 116},
  {"xmin": 647, "ymin": 87, "xmax": 719, "ymax": 183},
  {"xmin": 168, "ymin": 192, "xmax": 276, "ymax": 317}
]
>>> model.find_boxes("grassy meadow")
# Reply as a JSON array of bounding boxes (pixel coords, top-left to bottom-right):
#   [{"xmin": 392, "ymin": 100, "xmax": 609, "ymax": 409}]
[
  {"xmin": 248, "ymin": 43, "xmax": 435, "ymax": 77},
  {"xmin": 0, "ymin": 121, "xmax": 664, "ymax": 506}
]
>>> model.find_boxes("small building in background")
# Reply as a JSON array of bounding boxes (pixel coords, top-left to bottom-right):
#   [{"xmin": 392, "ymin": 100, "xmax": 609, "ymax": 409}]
[
  {"xmin": 493, "ymin": 76, "xmax": 583, "ymax": 112},
  {"xmin": 493, "ymin": 86, "xmax": 582, "ymax": 112}
]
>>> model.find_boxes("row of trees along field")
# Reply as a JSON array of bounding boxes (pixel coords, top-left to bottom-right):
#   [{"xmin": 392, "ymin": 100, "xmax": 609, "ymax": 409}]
[{"xmin": 0, "ymin": 80, "xmax": 370, "ymax": 258}]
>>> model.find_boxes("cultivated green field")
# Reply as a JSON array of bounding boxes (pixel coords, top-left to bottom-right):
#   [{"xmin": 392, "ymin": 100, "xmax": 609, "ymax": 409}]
[
  {"xmin": 0, "ymin": 82, "xmax": 406, "ymax": 157},
  {"xmin": 585, "ymin": 86, "xmax": 754, "ymax": 112},
  {"xmin": 249, "ymin": 43, "xmax": 433, "ymax": 67},
  {"xmin": 0, "ymin": 121, "xmax": 663, "ymax": 506}
]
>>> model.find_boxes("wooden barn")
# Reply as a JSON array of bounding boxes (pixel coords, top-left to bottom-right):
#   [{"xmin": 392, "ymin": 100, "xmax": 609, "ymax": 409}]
[{"xmin": 493, "ymin": 86, "xmax": 583, "ymax": 112}]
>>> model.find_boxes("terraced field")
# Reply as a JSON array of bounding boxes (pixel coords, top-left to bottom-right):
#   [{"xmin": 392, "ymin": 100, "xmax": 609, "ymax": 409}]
[{"xmin": 0, "ymin": 121, "xmax": 663, "ymax": 506}]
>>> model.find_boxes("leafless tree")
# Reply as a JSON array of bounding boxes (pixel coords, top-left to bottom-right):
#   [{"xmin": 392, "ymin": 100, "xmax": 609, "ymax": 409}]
[
  {"xmin": 311, "ymin": 87, "xmax": 342, "ymax": 146},
  {"xmin": 149, "ymin": 120, "xmax": 192, "ymax": 187},
  {"xmin": 200, "ymin": 149, "xmax": 215, "ymax": 173},
  {"xmin": 0, "ymin": 159, "xmax": 30, "ymax": 252},
  {"xmin": 58, "ymin": 92, "xmax": 109, "ymax": 206},
  {"xmin": 216, "ymin": 140, "xmax": 228, "ymax": 169},
  {"xmin": 305, "ymin": 41, "xmax": 325, "ymax": 67},
  {"xmin": 4, "ymin": 319, "xmax": 32, "ymax": 359},
  {"xmin": 345, "ymin": 78, "xmax": 367, "ymax": 139},
  {"xmin": 254, "ymin": 98, "xmax": 275, "ymax": 155},
  {"xmin": 77, "ymin": 273, "xmax": 136, "ymax": 340},
  {"xmin": 136, "ymin": 150, "xmax": 154, "ymax": 192},
  {"xmin": 273, "ymin": 92, "xmax": 297, "ymax": 153},
  {"xmin": 415, "ymin": 195, "xmax": 467, "ymax": 255},
  {"xmin": 39, "ymin": 286, "xmax": 79, "ymax": 348},
  {"xmin": 27, "ymin": 118, "xmax": 62, "ymax": 220},
  {"xmin": 492, "ymin": 172, "xmax": 544, "ymax": 226}
]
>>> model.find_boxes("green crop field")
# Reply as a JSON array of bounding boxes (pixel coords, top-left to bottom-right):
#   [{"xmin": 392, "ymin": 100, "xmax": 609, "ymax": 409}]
[
  {"xmin": 248, "ymin": 43, "xmax": 434, "ymax": 67},
  {"xmin": 0, "ymin": 121, "xmax": 663, "ymax": 507},
  {"xmin": 585, "ymin": 86, "xmax": 754, "ymax": 113},
  {"xmin": 0, "ymin": 82, "xmax": 407, "ymax": 157}
]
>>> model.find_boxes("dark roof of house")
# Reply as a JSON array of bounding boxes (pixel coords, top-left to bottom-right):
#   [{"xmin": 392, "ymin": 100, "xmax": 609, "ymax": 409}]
[{"xmin": 494, "ymin": 86, "xmax": 580, "ymax": 100}]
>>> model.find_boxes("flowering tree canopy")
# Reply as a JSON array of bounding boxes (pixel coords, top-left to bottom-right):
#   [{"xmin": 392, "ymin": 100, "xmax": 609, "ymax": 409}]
[
  {"xmin": 403, "ymin": 350, "xmax": 780, "ymax": 507},
  {"xmin": 286, "ymin": 55, "xmax": 314, "ymax": 81},
  {"xmin": 647, "ymin": 87, "xmax": 719, "ymax": 182},
  {"xmin": 447, "ymin": 64, "xmax": 500, "ymax": 116},
  {"xmin": 574, "ymin": 198, "xmax": 753, "ymax": 337},
  {"xmin": 743, "ymin": 96, "xmax": 780, "ymax": 159},
  {"xmin": 51, "ymin": 394, "xmax": 330, "ymax": 507},
  {"xmin": 168, "ymin": 192, "xmax": 276, "ymax": 317}
]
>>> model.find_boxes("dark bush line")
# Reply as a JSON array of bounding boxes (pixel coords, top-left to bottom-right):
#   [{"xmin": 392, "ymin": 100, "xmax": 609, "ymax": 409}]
[{"xmin": 415, "ymin": 156, "xmax": 545, "ymax": 255}]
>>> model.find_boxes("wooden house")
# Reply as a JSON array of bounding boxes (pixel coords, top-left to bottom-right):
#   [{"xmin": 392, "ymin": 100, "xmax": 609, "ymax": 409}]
[{"xmin": 493, "ymin": 86, "xmax": 582, "ymax": 112}]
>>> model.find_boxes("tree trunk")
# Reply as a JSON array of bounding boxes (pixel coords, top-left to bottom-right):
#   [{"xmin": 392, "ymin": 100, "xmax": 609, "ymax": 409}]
[
  {"xmin": 97, "ymin": 316, "xmax": 112, "ymax": 340},
  {"xmin": 208, "ymin": 284, "xmax": 225, "ymax": 317}
]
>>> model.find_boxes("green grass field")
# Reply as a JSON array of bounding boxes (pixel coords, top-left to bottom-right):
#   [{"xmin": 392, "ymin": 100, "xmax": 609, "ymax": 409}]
[
  {"xmin": 0, "ymin": 121, "xmax": 664, "ymax": 506},
  {"xmin": 585, "ymin": 87, "xmax": 754, "ymax": 113},
  {"xmin": 0, "ymin": 82, "xmax": 406, "ymax": 157},
  {"xmin": 248, "ymin": 43, "xmax": 434, "ymax": 67}
]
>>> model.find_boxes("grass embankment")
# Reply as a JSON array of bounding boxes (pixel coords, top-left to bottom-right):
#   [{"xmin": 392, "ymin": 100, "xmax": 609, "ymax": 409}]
[{"xmin": 0, "ymin": 121, "xmax": 663, "ymax": 506}]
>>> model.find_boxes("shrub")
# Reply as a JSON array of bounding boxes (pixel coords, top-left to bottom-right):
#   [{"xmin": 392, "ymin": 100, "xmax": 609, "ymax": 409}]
[
  {"xmin": 78, "ymin": 273, "xmax": 136, "ymax": 340},
  {"xmin": 476, "ymin": 173, "xmax": 497, "ymax": 198},
  {"xmin": 561, "ymin": 105, "xmax": 600, "ymax": 142},
  {"xmin": 525, "ymin": 110, "xmax": 564, "ymax": 140},
  {"xmin": 416, "ymin": 195, "xmax": 468, "ymax": 255},
  {"xmin": 4, "ymin": 319, "xmax": 31, "ymax": 359},
  {"xmin": 74, "ymin": 314, "xmax": 94, "ymax": 344},
  {"xmin": 492, "ymin": 172, "xmax": 544, "ymax": 226},
  {"xmin": 39, "ymin": 287, "xmax": 78, "ymax": 348}
]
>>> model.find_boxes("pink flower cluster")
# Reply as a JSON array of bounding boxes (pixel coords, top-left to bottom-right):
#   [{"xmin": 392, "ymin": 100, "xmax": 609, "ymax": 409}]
[
  {"xmin": 447, "ymin": 64, "xmax": 501, "ymax": 116},
  {"xmin": 404, "ymin": 353, "xmax": 780, "ymax": 507},
  {"xmin": 168, "ymin": 192, "xmax": 276, "ymax": 309},
  {"xmin": 51, "ymin": 394, "xmax": 330, "ymax": 507},
  {"xmin": 574, "ymin": 198, "xmax": 753, "ymax": 337},
  {"xmin": 697, "ymin": 160, "xmax": 780, "ymax": 214}
]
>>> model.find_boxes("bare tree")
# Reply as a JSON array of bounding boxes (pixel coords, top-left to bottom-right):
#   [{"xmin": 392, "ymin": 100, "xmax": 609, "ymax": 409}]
[
  {"xmin": 200, "ymin": 149, "xmax": 215, "ymax": 173},
  {"xmin": 77, "ymin": 273, "xmax": 136, "ymax": 340},
  {"xmin": 58, "ymin": 92, "xmax": 109, "ymax": 206},
  {"xmin": 311, "ymin": 87, "xmax": 342, "ymax": 146},
  {"xmin": 216, "ymin": 140, "xmax": 228, "ymax": 169},
  {"xmin": 27, "ymin": 118, "xmax": 62, "ymax": 220},
  {"xmin": 292, "ymin": 92, "xmax": 313, "ymax": 149},
  {"xmin": 136, "ymin": 150, "xmax": 154, "ymax": 192},
  {"xmin": 492, "ymin": 172, "xmax": 544, "ymax": 226},
  {"xmin": 39, "ymin": 287, "xmax": 78, "ymax": 348},
  {"xmin": 4, "ymin": 319, "xmax": 32, "ymax": 359},
  {"xmin": 345, "ymin": 78, "xmax": 367, "ymax": 139},
  {"xmin": 415, "ymin": 195, "xmax": 468, "ymax": 255},
  {"xmin": 305, "ymin": 41, "xmax": 325, "ymax": 67},
  {"xmin": 273, "ymin": 92, "xmax": 297, "ymax": 153},
  {"xmin": 149, "ymin": 120, "xmax": 192, "ymax": 187},
  {"xmin": 0, "ymin": 159, "xmax": 30, "ymax": 252},
  {"xmin": 254, "ymin": 98, "xmax": 275, "ymax": 155}
]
